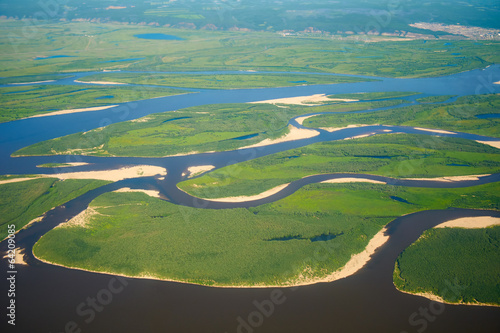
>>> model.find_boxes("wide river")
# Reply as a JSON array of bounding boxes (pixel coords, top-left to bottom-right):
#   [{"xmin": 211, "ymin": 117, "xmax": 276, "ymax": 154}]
[{"xmin": 1, "ymin": 66, "xmax": 500, "ymax": 332}]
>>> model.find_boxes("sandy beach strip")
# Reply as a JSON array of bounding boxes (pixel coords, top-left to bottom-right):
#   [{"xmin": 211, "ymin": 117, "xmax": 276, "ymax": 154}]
[
  {"xmin": 320, "ymin": 124, "xmax": 375, "ymax": 132},
  {"xmin": 403, "ymin": 174, "xmax": 489, "ymax": 182},
  {"xmin": 28, "ymin": 105, "xmax": 118, "ymax": 118},
  {"xmin": 295, "ymin": 115, "xmax": 317, "ymax": 125},
  {"xmin": 10, "ymin": 80, "xmax": 56, "ymax": 85},
  {"xmin": 42, "ymin": 165, "xmax": 167, "ymax": 181},
  {"xmin": 187, "ymin": 165, "xmax": 215, "ymax": 178},
  {"xmin": 434, "ymin": 216, "xmax": 500, "ymax": 229},
  {"xmin": 249, "ymin": 93, "xmax": 339, "ymax": 106},
  {"xmin": 476, "ymin": 140, "xmax": 500, "ymax": 149},
  {"xmin": 344, "ymin": 133, "xmax": 376, "ymax": 140},
  {"xmin": 238, "ymin": 125, "xmax": 319, "ymax": 150},
  {"xmin": 0, "ymin": 177, "xmax": 42, "ymax": 185},
  {"xmin": 321, "ymin": 178, "xmax": 386, "ymax": 185},
  {"xmin": 205, "ymin": 184, "xmax": 289, "ymax": 202},
  {"xmin": 74, "ymin": 79, "xmax": 126, "ymax": 85},
  {"xmin": 114, "ymin": 187, "xmax": 162, "ymax": 198},
  {"xmin": 413, "ymin": 127, "xmax": 456, "ymax": 135},
  {"xmin": 37, "ymin": 162, "xmax": 92, "ymax": 168}
]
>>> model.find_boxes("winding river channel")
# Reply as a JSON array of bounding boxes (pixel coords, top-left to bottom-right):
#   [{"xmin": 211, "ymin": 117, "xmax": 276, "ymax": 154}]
[{"xmin": 1, "ymin": 66, "xmax": 500, "ymax": 332}]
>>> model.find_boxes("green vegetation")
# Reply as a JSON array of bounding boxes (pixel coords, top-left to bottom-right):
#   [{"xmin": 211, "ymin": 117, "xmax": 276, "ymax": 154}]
[
  {"xmin": 305, "ymin": 94, "xmax": 500, "ymax": 137},
  {"xmin": 0, "ymin": 84, "xmax": 186, "ymax": 123},
  {"xmin": 13, "ymin": 100, "xmax": 402, "ymax": 157},
  {"xmin": 416, "ymin": 95, "xmax": 456, "ymax": 103},
  {"xmin": 1, "ymin": 21, "xmax": 499, "ymax": 79},
  {"xmin": 78, "ymin": 73, "xmax": 374, "ymax": 89},
  {"xmin": 33, "ymin": 181, "xmax": 499, "ymax": 286},
  {"xmin": 0, "ymin": 178, "xmax": 109, "ymax": 239},
  {"xmin": 179, "ymin": 134, "xmax": 500, "ymax": 199},
  {"xmin": 0, "ymin": 74, "xmax": 72, "ymax": 84},
  {"xmin": 328, "ymin": 91, "xmax": 420, "ymax": 101},
  {"xmin": 394, "ymin": 227, "xmax": 500, "ymax": 306}
]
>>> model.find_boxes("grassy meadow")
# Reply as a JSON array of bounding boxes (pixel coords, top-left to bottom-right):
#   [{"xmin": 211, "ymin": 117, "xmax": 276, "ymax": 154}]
[{"xmin": 1, "ymin": 20, "xmax": 499, "ymax": 79}]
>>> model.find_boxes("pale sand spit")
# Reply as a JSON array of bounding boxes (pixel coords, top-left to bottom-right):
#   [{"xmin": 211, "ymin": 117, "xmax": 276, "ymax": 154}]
[
  {"xmin": 28, "ymin": 105, "xmax": 118, "ymax": 118},
  {"xmin": 295, "ymin": 115, "xmax": 316, "ymax": 125},
  {"xmin": 45, "ymin": 165, "xmax": 167, "ymax": 181},
  {"xmin": 344, "ymin": 133, "xmax": 376, "ymax": 140},
  {"xmin": 59, "ymin": 207, "xmax": 102, "ymax": 229},
  {"xmin": 404, "ymin": 174, "xmax": 489, "ymax": 182},
  {"xmin": 114, "ymin": 187, "xmax": 161, "ymax": 198},
  {"xmin": 320, "ymin": 124, "xmax": 375, "ymax": 132},
  {"xmin": 0, "ymin": 177, "xmax": 41, "ymax": 185},
  {"xmin": 434, "ymin": 216, "xmax": 500, "ymax": 229},
  {"xmin": 476, "ymin": 140, "xmax": 500, "ymax": 149},
  {"xmin": 187, "ymin": 165, "xmax": 215, "ymax": 178},
  {"xmin": 321, "ymin": 178, "xmax": 386, "ymax": 185},
  {"xmin": 249, "ymin": 93, "xmax": 339, "ymax": 106},
  {"xmin": 413, "ymin": 127, "xmax": 456, "ymax": 135},
  {"xmin": 238, "ymin": 125, "xmax": 319, "ymax": 150},
  {"xmin": 75, "ymin": 79, "xmax": 126, "ymax": 85},
  {"xmin": 10, "ymin": 80, "xmax": 55, "ymax": 85},
  {"xmin": 37, "ymin": 162, "xmax": 91, "ymax": 168},
  {"xmin": 205, "ymin": 183, "xmax": 289, "ymax": 202},
  {"xmin": 2, "ymin": 248, "xmax": 28, "ymax": 265},
  {"xmin": 318, "ymin": 226, "xmax": 389, "ymax": 283},
  {"xmin": 494, "ymin": 81, "xmax": 500, "ymax": 84}
]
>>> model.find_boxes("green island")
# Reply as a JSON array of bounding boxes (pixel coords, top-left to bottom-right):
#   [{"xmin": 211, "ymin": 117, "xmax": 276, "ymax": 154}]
[
  {"xmin": 0, "ymin": 178, "xmax": 109, "ymax": 239},
  {"xmin": 12, "ymin": 99, "xmax": 403, "ymax": 157},
  {"xmin": 178, "ymin": 134, "xmax": 500, "ymax": 199},
  {"xmin": 394, "ymin": 226, "xmax": 500, "ymax": 306},
  {"xmin": 77, "ymin": 72, "xmax": 374, "ymax": 89},
  {"xmin": 0, "ymin": 84, "xmax": 186, "ymax": 122},
  {"xmin": 33, "ymin": 182, "xmax": 499, "ymax": 287}
]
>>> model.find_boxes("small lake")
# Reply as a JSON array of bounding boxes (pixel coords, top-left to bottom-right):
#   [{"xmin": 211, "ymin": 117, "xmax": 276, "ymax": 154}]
[
  {"xmin": 34, "ymin": 55, "xmax": 73, "ymax": 60},
  {"xmin": 134, "ymin": 33, "xmax": 185, "ymax": 41}
]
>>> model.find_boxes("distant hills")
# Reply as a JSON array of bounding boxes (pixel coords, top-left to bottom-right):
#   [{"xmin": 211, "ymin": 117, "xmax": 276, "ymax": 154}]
[{"xmin": 1, "ymin": 0, "xmax": 499, "ymax": 36}]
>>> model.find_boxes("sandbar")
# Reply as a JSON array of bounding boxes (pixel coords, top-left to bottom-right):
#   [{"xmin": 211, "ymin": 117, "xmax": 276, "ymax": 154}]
[
  {"xmin": 114, "ymin": 187, "xmax": 161, "ymax": 198},
  {"xmin": 187, "ymin": 165, "xmax": 215, "ymax": 178},
  {"xmin": 1, "ymin": 248, "xmax": 28, "ymax": 265},
  {"xmin": 344, "ymin": 133, "xmax": 376, "ymax": 140},
  {"xmin": 74, "ymin": 80, "xmax": 126, "ymax": 85},
  {"xmin": 413, "ymin": 127, "xmax": 456, "ymax": 135},
  {"xmin": 37, "ymin": 162, "xmax": 92, "ymax": 168},
  {"xmin": 476, "ymin": 140, "xmax": 500, "ymax": 149},
  {"xmin": 321, "ymin": 178, "xmax": 386, "ymax": 185},
  {"xmin": 249, "ymin": 93, "xmax": 335, "ymax": 106},
  {"xmin": 0, "ymin": 177, "xmax": 41, "ymax": 185},
  {"xmin": 295, "ymin": 115, "xmax": 317, "ymax": 125},
  {"xmin": 403, "ymin": 174, "xmax": 489, "ymax": 182},
  {"xmin": 205, "ymin": 183, "xmax": 289, "ymax": 202},
  {"xmin": 238, "ymin": 125, "xmax": 319, "ymax": 149},
  {"xmin": 28, "ymin": 105, "xmax": 118, "ymax": 118},
  {"xmin": 434, "ymin": 216, "xmax": 500, "ymax": 229},
  {"xmin": 320, "ymin": 124, "xmax": 374, "ymax": 132},
  {"xmin": 10, "ymin": 80, "xmax": 55, "ymax": 85},
  {"xmin": 43, "ymin": 165, "xmax": 167, "ymax": 181}
]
